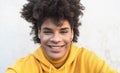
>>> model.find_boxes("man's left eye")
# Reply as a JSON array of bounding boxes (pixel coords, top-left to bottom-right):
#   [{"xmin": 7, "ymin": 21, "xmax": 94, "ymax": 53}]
[{"xmin": 60, "ymin": 31, "xmax": 68, "ymax": 34}]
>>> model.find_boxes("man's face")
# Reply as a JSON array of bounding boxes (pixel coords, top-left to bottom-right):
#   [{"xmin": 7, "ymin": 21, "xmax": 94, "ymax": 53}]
[{"xmin": 38, "ymin": 19, "xmax": 73, "ymax": 59}]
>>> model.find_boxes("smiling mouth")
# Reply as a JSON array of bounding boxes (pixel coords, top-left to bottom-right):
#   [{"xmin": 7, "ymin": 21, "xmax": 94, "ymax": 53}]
[{"xmin": 47, "ymin": 45, "xmax": 65, "ymax": 52}]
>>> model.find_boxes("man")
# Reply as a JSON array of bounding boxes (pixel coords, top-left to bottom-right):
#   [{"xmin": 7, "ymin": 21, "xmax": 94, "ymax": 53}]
[{"xmin": 6, "ymin": 0, "xmax": 117, "ymax": 73}]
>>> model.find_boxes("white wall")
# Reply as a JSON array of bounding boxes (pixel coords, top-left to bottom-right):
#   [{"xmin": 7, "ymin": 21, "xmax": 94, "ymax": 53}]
[{"xmin": 0, "ymin": 0, "xmax": 120, "ymax": 73}]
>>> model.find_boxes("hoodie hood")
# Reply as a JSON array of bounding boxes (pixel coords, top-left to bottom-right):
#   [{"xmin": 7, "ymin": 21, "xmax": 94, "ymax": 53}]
[{"xmin": 33, "ymin": 43, "xmax": 80, "ymax": 73}]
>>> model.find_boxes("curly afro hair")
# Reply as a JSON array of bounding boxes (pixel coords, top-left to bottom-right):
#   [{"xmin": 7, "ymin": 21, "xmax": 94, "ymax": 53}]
[{"xmin": 21, "ymin": 0, "xmax": 85, "ymax": 43}]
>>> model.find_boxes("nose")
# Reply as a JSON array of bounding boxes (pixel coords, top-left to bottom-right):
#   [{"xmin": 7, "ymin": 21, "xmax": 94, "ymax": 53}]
[{"xmin": 50, "ymin": 33, "xmax": 62, "ymax": 43}]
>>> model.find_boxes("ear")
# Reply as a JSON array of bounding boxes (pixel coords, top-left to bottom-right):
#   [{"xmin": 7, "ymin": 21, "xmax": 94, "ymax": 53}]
[
  {"xmin": 38, "ymin": 30, "xmax": 41, "ymax": 39},
  {"xmin": 71, "ymin": 30, "xmax": 74, "ymax": 41}
]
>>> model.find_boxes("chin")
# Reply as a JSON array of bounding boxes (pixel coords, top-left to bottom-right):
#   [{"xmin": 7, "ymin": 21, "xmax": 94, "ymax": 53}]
[{"xmin": 50, "ymin": 54, "xmax": 63, "ymax": 59}]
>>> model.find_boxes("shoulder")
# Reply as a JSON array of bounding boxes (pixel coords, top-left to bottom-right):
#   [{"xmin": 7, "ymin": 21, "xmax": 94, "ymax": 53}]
[
  {"xmin": 71, "ymin": 44, "xmax": 99, "ymax": 64},
  {"xmin": 76, "ymin": 47, "xmax": 118, "ymax": 73},
  {"xmin": 6, "ymin": 54, "xmax": 39, "ymax": 73},
  {"xmin": 14, "ymin": 54, "xmax": 36, "ymax": 66},
  {"xmin": 78, "ymin": 47, "xmax": 98, "ymax": 59},
  {"xmin": 72, "ymin": 44, "xmax": 95, "ymax": 59},
  {"xmin": 76, "ymin": 47, "xmax": 97, "ymax": 61},
  {"xmin": 76, "ymin": 47, "xmax": 105, "ymax": 66}
]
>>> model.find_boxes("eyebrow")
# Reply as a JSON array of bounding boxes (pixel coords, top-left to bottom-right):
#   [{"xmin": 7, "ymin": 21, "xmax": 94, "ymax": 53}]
[
  {"xmin": 60, "ymin": 27, "xmax": 69, "ymax": 30},
  {"xmin": 42, "ymin": 27, "xmax": 70, "ymax": 31},
  {"xmin": 42, "ymin": 27, "xmax": 52, "ymax": 31}
]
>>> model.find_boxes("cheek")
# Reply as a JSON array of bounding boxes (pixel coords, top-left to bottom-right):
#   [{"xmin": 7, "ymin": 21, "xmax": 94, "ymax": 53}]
[
  {"xmin": 63, "ymin": 33, "xmax": 73, "ymax": 41},
  {"xmin": 61, "ymin": 36, "xmax": 72, "ymax": 43},
  {"xmin": 40, "ymin": 35, "xmax": 51, "ymax": 43}
]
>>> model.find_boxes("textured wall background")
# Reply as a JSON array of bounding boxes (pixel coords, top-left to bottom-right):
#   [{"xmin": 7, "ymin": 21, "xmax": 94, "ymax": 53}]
[{"xmin": 0, "ymin": 0, "xmax": 120, "ymax": 73}]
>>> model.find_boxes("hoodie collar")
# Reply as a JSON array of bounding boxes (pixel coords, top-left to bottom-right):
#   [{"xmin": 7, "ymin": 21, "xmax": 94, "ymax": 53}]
[{"xmin": 33, "ymin": 43, "xmax": 79, "ymax": 69}]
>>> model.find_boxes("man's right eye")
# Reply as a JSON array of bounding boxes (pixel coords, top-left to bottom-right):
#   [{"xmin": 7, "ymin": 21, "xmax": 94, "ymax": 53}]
[{"xmin": 43, "ymin": 31, "xmax": 52, "ymax": 34}]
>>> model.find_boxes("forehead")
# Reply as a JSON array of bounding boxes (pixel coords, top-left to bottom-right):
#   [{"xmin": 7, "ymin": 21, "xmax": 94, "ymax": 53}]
[{"xmin": 41, "ymin": 19, "xmax": 71, "ymax": 29}]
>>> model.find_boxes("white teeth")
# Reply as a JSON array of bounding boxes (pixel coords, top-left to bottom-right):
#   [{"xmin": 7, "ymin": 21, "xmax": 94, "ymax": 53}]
[
  {"xmin": 48, "ymin": 45, "xmax": 64, "ymax": 49},
  {"xmin": 51, "ymin": 46, "xmax": 61, "ymax": 49}
]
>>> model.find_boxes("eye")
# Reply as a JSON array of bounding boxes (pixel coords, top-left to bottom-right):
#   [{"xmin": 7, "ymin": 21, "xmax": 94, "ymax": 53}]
[
  {"xmin": 60, "ymin": 30, "xmax": 68, "ymax": 34},
  {"xmin": 43, "ymin": 31, "xmax": 53, "ymax": 34}
]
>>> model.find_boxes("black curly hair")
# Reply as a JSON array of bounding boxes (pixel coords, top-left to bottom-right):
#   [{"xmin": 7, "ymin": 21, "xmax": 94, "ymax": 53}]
[{"xmin": 21, "ymin": 0, "xmax": 84, "ymax": 43}]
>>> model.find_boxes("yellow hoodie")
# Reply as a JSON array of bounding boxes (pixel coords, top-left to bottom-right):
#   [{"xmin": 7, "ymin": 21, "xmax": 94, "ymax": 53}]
[{"xmin": 6, "ymin": 44, "xmax": 117, "ymax": 73}]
